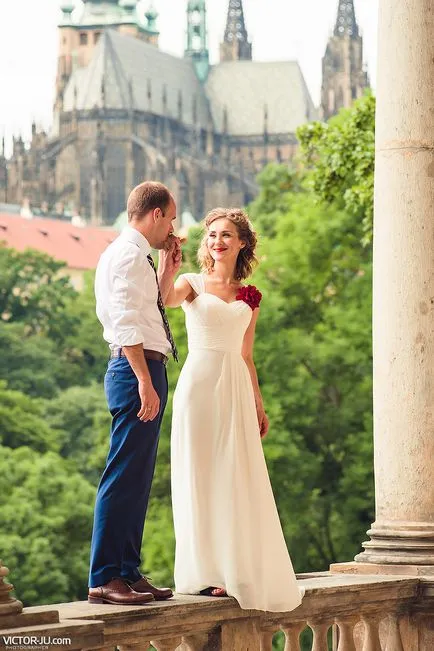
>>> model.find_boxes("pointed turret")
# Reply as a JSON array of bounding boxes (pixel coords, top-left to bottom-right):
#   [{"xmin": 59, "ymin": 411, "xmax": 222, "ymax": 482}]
[
  {"xmin": 220, "ymin": 0, "xmax": 252, "ymax": 62},
  {"xmin": 60, "ymin": 1, "xmax": 75, "ymax": 24},
  {"xmin": 144, "ymin": 1, "xmax": 158, "ymax": 33},
  {"xmin": 334, "ymin": 0, "xmax": 359, "ymax": 38},
  {"xmin": 185, "ymin": 1, "xmax": 209, "ymax": 82},
  {"xmin": 321, "ymin": 0, "xmax": 369, "ymax": 120}
]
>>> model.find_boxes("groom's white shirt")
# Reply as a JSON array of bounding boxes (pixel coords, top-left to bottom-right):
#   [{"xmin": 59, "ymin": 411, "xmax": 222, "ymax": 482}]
[{"xmin": 95, "ymin": 225, "xmax": 171, "ymax": 355}]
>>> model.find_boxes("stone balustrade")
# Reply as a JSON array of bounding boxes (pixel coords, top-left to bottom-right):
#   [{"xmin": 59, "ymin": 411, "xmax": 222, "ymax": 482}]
[{"xmin": 5, "ymin": 573, "xmax": 430, "ymax": 651}]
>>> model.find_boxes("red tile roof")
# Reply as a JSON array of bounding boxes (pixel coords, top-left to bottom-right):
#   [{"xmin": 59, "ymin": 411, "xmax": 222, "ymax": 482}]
[{"xmin": 0, "ymin": 213, "xmax": 119, "ymax": 270}]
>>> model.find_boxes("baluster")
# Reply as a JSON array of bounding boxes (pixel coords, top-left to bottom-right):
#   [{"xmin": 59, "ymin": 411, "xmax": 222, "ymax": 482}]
[
  {"xmin": 385, "ymin": 614, "xmax": 404, "ymax": 651},
  {"xmin": 282, "ymin": 623, "xmax": 305, "ymax": 651},
  {"xmin": 335, "ymin": 617, "xmax": 357, "ymax": 651},
  {"xmin": 152, "ymin": 638, "xmax": 183, "ymax": 651},
  {"xmin": 220, "ymin": 620, "xmax": 261, "ymax": 650},
  {"xmin": 308, "ymin": 621, "xmax": 329, "ymax": 651},
  {"xmin": 361, "ymin": 617, "xmax": 382, "ymax": 651},
  {"xmin": 181, "ymin": 633, "xmax": 211, "ymax": 650},
  {"xmin": 259, "ymin": 630, "xmax": 275, "ymax": 651},
  {"xmin": 0, "ymin": 561, "xmax": 23, "ymax": 616}
]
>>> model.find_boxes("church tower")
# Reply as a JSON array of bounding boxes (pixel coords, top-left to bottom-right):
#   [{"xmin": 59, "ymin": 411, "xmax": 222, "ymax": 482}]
[
  {"xmin": 220, "ymin": 0, "xmax": 252, "ymax": 62},
  {"xmin": 321, "ymin": 0, "xmax": 369, "ymax": 120},
  {"xmin": 185, "ymin": 1, "xmax": 209, "ymax": 82},
  {"xmin": 55, "ymin": 0, "xmax": 159, "ymax": 109}
]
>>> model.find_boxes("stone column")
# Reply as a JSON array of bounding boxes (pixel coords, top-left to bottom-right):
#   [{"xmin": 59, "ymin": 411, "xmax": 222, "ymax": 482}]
[{"xmin": 355, "ymin": 0, "xmax": 434, "ymax": 568}]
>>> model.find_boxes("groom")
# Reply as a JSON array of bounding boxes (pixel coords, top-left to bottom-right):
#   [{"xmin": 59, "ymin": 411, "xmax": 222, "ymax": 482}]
[{"xmin": 89, "ymin": 181, "xmax": 181, "ymax": 605}]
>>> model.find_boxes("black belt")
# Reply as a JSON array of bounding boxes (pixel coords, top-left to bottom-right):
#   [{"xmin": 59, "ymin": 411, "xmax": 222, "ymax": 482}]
[{"xmin": 110, "ymin": 347, "xmax": 168, "ymax": 366}]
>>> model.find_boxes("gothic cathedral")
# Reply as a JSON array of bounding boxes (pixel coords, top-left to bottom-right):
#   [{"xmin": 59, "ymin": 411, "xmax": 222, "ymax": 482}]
[{"xmin": 1, "ymin": 0, "xmax": 368, "ymax": 225}]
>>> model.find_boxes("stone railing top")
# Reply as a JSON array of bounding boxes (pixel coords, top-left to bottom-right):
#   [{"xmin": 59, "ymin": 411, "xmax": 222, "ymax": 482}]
[{"xmin": 20, "ymin": 573, "xmax": 422, "ymax": 645}]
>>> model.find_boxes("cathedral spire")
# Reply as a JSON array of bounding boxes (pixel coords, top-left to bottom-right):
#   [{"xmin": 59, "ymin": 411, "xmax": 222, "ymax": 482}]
[
  {"xmin": 220, "ymin": 0, "xmax": 252, "ymax": 62},
  {"xmin": 144, "ymin": 1, "xmax": 158, "ymax": 32},
  {"xmin": 185, "ymin": 1, "xmax": 209, "ymax": 82},
  {"xmin": 321, "ymin": 0, "xmax": 368, "ymax": 120},
  {"xmin": 334, "ymin": 0, "xmax": 359, "ymax": 38}
]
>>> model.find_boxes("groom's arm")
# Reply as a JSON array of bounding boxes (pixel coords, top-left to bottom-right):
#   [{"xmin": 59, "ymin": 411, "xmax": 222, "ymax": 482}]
[{"xmin": 109, "ymin": 249, "xmax": 160, "ymax": 422}]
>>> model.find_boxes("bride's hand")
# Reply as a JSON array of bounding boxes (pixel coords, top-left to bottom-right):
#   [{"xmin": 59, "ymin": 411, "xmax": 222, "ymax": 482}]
[
  {"xmin": 160, "ymin": 237, "xmax": 182, "ymax": 275},
  {"xmin": 257, "ymin": 405, "xmax": 269, "ymax": 439}
]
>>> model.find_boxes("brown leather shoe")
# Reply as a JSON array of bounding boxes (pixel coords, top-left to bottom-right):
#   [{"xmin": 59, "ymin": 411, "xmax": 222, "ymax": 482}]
[
  {"xmin": 88, "ymin": 578, "xmax": 154, "ymax": 605},
  {"xmin": 129, "ymin": 576, "xmax": 173, "ymax": 601}
]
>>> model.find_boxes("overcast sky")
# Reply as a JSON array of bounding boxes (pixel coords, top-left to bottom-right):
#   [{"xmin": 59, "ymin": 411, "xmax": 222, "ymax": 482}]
[{"xmin": 0, "ymin": 0, "xmax": 378, "ymax": 153}]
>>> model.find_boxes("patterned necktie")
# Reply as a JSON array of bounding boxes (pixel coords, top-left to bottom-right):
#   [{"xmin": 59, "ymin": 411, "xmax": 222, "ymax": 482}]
[{"xmin": 147, "ymin": 254, "xmax": 178, "ymax": 362}]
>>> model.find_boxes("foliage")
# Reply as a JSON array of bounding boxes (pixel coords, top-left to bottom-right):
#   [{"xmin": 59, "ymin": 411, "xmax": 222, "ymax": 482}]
[
  {"xmin": 248, "ymin": 164, "xmax": 304, "ymax": 238},
  {"xmin": 250, "ymin": 182, "xmax": 374, "ymax": 570},
  {"xmin": 0, "ymin": 322, "xmax": 65, "ymax": 398},
  {"xmin": 0, "ymin": 445, "xmax": 95, "ymax": 605},
  {"xmin": 42, "ymin": 384, "xmax": 111, "ymax": 484},
  {"xmin": 0, "ymin": 245, "xmax": 78, "ymax": 341},
  {"xmin": 61, "ymin": 272, "xmax": 108, "ymax": 386},
  {"xmin": 180, "ymin": 225, "xmax": 202, "ymax": 271},
  {"xmin": 0, "ymin": 381, "xmax": 59, "ymax": 453},
  {"xmin": 297, "ymin": 93, "xmax": 375, "ymax": 244}
]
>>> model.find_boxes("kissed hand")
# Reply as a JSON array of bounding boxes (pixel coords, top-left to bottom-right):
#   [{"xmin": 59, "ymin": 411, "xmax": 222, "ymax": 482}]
[{"xmin": 160, "ymin": 236, "xmax": 182, "ymax": 275}]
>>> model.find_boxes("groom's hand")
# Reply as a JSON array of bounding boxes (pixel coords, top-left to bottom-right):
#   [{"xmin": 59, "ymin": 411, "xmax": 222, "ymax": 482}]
[
  {"xmin": 160, "ymin": 236, "xmax": 182, "ymax": 276},
  {"xmin": 137, "ymin": 378, "xmax": 160, "ymax": 422}
]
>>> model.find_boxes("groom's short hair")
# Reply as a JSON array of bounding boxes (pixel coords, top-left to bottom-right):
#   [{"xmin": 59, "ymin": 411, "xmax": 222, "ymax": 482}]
[{"xmin": 127, "ymin": 181, "xmax": 172, "ymax": 221}]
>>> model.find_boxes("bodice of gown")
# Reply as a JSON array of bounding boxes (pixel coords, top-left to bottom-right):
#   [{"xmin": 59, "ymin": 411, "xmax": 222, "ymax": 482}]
[{"xmin": 181, "ymin": 274, "xmax": 252, "ymax": 354}]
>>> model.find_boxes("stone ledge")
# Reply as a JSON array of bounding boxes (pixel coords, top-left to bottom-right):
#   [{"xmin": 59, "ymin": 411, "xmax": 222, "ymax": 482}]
[
  {"xmin": 23, "ymin": 575, "xmax": 421, "ymax": 641},
  {"xmin": 0, "ymin": 609, "xmax": 59, "ymax": 631},
  {"xmin": 0, "ymin": 619, "xmax": 104, "ymax": 651},
  {"xmin": 330, "ymin": 562, "xmax": 434, "ymax": 577}
]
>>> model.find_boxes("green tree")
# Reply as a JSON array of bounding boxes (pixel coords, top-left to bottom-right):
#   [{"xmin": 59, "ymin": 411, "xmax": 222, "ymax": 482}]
[
  {"xmin": 0, "ymin": 322, "xmax": 66, "ymax": 398},
  {"xmin": 297, "ymin": 93, "xmax": 375, "ymax": 244},
  {"xmin": 249, "ymin": 183, "xmax": 374, "ymax": 571},
  {"xmin": 61, "ymin": 272, "xmax": 108, "ymax": 386},
  {"xmin": 0, "ymin": 245, "xmax": 78, "ymax": 341},
  {"xmin": 43, "ymin": 383, "xmax": 110, "ymax": 484},
  {"xmin": 0, "ymin": 381, "xmax": 59, "ymax": 452},
  {"xmin": 0, "ymin": 445, "xmax": 95, "ymax": 605}
]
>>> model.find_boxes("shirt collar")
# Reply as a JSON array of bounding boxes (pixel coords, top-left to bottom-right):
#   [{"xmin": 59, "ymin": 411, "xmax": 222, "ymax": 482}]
[{"xmin": 121, "ymin": 225, "xmax": 151, "ymax": 256}]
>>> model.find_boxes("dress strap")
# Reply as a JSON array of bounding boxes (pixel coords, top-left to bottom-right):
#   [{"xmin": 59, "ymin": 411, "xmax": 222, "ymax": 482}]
[{"xmin": 179, "ymin": 273, "xmax": 205, "ymax": 297}]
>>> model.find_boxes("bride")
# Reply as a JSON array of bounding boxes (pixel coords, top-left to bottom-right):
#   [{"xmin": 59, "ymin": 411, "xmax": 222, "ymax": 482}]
[{"xmin": 161, "ymin": 207, "xmax": 302, "ymax": 612}]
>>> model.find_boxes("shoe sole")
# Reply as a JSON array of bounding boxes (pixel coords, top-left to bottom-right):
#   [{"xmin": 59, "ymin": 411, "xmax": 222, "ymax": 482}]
[{"xmin": 88, "ymin": 596, "xmax": 154, "ymax": 605}]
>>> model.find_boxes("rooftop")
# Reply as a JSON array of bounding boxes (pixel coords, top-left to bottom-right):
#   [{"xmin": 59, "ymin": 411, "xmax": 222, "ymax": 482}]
[{"xmin": 0, "ymin": 213, "xmax": 117, "ymax": 271}]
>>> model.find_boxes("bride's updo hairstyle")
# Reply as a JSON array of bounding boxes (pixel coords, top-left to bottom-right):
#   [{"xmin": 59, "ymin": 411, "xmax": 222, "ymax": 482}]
[{"xmin": 198, "ymin": 207, "xmax": 258, "ymax": 281}]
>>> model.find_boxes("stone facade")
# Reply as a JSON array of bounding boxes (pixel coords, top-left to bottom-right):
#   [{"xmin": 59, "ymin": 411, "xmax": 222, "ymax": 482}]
[{"xmin": 1, "ymin": 0, "xmax": 366, "ymax": 225}]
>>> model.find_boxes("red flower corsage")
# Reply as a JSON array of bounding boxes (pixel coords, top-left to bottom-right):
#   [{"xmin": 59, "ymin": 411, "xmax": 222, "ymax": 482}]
[{"xmin": 236, "ymin": 285, "xmax": 262, "ymax": 310}]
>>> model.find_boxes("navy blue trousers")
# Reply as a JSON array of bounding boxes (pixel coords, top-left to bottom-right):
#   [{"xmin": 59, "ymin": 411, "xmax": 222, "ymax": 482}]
[{"xmin": 88, "ymin": 355, "xmax": 168, "ymax": 588}]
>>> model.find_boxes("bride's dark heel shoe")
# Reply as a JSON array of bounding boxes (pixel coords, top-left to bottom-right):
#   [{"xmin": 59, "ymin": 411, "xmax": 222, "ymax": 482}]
[
  {"xmin": 199, "ymin": 586, "xmax": 227, "ymax": 597},
  {"xmin": 210, "ymin": 587, "xmax": 227, "ymax": 597}
]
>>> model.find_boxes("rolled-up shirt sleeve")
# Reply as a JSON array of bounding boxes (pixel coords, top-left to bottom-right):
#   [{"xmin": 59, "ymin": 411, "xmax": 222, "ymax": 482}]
[{"xmin": 110, "ymin": 247, "xmax": 145, "ymax": 347}]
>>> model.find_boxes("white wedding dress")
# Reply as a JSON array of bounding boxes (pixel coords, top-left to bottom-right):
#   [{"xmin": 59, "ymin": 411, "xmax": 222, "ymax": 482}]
[{"xmin": 171, "ymin": 273, "xmax": 303, "ymax": 612}]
